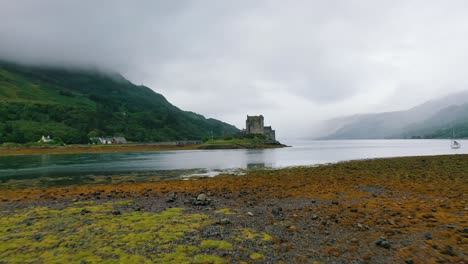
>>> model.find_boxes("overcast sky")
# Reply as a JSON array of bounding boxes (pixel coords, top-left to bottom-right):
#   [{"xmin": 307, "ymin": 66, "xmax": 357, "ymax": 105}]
[{"xmin": 2, "ymin": 1, "xmax": 468, "ymax": 139}]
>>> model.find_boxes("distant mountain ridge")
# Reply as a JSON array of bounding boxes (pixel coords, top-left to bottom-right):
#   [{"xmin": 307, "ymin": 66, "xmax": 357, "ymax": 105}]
[
  {"xmin": 0, "ymin": 61, "xmax": 239, "ymax": 144},
  {"xmin": 319, "ymin": 90, "xmax": 468, "ymax": 139}
]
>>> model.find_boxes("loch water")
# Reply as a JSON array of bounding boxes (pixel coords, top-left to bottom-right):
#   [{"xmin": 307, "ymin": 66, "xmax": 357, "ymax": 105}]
[{"xmin": 0, "ymin": 140, "xmax": 466, "ymax": 187}]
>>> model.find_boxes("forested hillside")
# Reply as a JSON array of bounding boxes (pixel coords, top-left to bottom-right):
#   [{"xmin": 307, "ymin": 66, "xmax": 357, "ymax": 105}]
[
  {"xmin": 398, "ymin": 103, "xmax": 468, "ymax": 139},
  {"xmin": 0, "ymin": 61, "xmax": 238, "ymax": 144}
]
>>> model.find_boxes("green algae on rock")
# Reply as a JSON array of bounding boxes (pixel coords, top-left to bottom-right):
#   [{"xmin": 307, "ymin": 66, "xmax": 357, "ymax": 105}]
[{"xmin": 0, "ymin": 200, "xmax": 275, "ymax": 263}]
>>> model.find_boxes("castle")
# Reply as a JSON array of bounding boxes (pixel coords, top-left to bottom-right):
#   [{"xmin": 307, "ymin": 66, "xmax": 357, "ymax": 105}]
[{"xmin": 245, "ymin": 115, "xmax": 276, "ymax": 141}]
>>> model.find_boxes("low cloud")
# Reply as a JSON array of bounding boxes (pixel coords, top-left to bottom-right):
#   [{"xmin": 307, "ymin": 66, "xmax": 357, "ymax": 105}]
[{"xmin": 2, "ymin": 1, "xmax": 468, "ymax": 139}]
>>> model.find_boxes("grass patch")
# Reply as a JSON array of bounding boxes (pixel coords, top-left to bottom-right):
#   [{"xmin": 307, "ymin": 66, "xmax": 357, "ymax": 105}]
[
  {"xmin": 200, "ymin": 240, "xmax": 234, "ymax": 250},
  {"xmin": 240, "ymin": 228, "xmax": 272, "ymax": 241},
  {"xmin": 250, "ymin": 252, "xmax": 265, "ymax": 260},
  {"xmin": 214, "ymin": 208, "xmax": 234, "ymax": 215},
  {"xmin": 193, "ymin": 254, "xmax": 227, "ymax": 264}
]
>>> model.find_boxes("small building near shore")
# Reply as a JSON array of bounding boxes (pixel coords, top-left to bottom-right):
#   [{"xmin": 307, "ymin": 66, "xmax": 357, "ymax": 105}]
[
  {"xmin": 112, "ymin": 137, "xmax": 127, "ymax": 144},
  {"xmin": 101, "ymin": 138, "xmax": 113, "ymax": 144},
  {"xmin": 38, "ymin": 135, "xmax": 53, "ymax": 143},
  {"xmin": 89, "ymin": 137, "xmax": 127, "ymax": 144}
]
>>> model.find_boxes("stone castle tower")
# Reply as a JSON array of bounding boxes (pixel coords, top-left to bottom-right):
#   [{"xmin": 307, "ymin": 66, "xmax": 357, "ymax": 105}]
[
  {"xmin": 246, "ymin": 115, "xmax": 264, "ymax": 134},
  {"xmin": 245, "ymin": 115, "xmax": 276, "ymax": 140}
]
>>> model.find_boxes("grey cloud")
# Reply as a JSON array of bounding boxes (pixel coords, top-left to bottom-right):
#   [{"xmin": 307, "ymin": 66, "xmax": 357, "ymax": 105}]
[{"xmin": 1, "ymin": 1, "xmax": 468, "ymax": 138}]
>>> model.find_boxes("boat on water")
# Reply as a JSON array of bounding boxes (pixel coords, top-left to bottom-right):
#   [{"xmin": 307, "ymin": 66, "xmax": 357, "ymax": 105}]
[
  {"xmin": 451, "ymin": 140, "xmax": 461, "ymax": 149},
  {"xmin": 451, "ymin": 128, "xmax": 461, "ymax": 149}
]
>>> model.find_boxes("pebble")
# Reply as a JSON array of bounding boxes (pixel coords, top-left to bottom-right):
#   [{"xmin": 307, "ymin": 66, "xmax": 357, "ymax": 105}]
[
  {"xmin": 166, "ymin": 192, "xmax": 177, "ymax": 203},
  {"xmin": 32, "ymin": 233, "xmax": 44, "ymax": 242},
  {"xmin": 112, "ymin": 210, "xmax": 121, "ymax": 215},
  {"xmin": 375, "ymin": 237, "xmax": 391, "ymax": 249},
  {"xmin": 81, "ymin": 209, "xmax": 91, "ymax": 215},
  {"xmin": 197, "ymin": 193, "xmax": 207, "ymax": 201},
  {"xmin": 220, "ymin": 218, "xmax": 231, "ymax": 225},
  {"xmin": 440, "ymin": 245, "xmax": 456, "ymax": 256},
  {"xmin": 424, "ymin": 233, "xmax": 432, "ymax": 240},
  {"xmin": 447, "ymin": 224, "xmax": 457, "ymax": 229},
  {"xmin": 191, "ymin": 193, "xmax": 211, "ymax": 206},
  {"xmin": 422, "ymin": 214, "xmax": 435, "ymax": 219},
  {"xmin": 272, "ymin": 207, "xmax": 283, "ymax": 216}
]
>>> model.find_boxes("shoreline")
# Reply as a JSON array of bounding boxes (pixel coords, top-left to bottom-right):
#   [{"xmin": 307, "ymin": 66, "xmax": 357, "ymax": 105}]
[
  {"xmin": 0, "ymin": 155, "xmax": 466, "ymax": 263},
  {"xmin": 0, "ymin": 142, "xmax": 287, "ymax": 156}
]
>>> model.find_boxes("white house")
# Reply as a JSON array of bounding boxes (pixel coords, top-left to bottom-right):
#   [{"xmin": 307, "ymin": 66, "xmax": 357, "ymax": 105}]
[{"xmin": 38, "ymin": 135, "xmax": 53, "ymax": 143}]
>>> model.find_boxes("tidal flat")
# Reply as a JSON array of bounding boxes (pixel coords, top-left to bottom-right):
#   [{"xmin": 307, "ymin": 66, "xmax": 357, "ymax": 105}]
[{"xmin": 0, "ymin": 155, "xmax": 467, "ymax": 263}]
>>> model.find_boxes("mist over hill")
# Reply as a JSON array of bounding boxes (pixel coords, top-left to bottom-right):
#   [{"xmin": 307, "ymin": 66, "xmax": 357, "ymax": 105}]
[
  {"xmin": 317, "ymin": 90, "xmax": 468, "ymax": 139},
  {"xmin": 0, "ymin": 61, "xmax": 238, "ymax": 144}
]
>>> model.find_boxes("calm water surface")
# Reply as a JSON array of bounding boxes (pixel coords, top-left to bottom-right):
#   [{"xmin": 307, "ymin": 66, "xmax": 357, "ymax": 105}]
[{"xmin": 0, "ymin": 140, "xmax": 466, "ymax": 184}]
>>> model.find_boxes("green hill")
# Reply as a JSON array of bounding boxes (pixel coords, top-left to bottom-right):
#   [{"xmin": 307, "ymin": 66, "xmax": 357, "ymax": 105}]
[
  {"xmin": 397, "ymin": 103, "xmax": 468, "ymax": 139},
  {"xmin": 318, "ymin": 90, "xmax": 468, "ymax": 139},
  {"xmin": 0, "ymin": 61, "xmax": 239, "ymax": 144}
]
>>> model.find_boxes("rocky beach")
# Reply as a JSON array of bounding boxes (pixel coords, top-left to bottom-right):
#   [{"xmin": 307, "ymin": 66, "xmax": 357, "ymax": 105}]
[{"xmin": 0, "ymin": 155, "xmax": 466, "ymax": 263}]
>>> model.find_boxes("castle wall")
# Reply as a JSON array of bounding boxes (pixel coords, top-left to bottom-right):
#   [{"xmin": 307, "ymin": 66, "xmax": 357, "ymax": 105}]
[{"xmin": 263, "ymin": 126, "xmax": 276, "ymax": 141}]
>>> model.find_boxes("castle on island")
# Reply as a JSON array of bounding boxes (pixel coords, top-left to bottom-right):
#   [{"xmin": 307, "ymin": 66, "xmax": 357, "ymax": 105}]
[{"xmin": 242, "ymin": 115, "xmax": 276, "ymax": 141}]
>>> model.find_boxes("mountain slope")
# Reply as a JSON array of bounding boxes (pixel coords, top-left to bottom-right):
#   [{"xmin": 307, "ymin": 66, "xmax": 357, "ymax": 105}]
[
  {"xmin": 398, "ymin": 103, "xmax": 468, "ymax": 138},
  {"xmin": 0, "ymin": 61, "xmax": 238, "ymax": 144},
  {"xmin": 319, "ymin": 90, "xmax": 468, "ymax": 139}
]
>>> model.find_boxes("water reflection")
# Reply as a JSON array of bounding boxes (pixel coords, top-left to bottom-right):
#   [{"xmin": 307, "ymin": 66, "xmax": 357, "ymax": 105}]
[
  {"xmin": 246, "ymin": 148, "xmax": 276, "ymax": 168},
  {"xmin": 0, "ymin": 140, "xmax": 467, "ymax": 186}
]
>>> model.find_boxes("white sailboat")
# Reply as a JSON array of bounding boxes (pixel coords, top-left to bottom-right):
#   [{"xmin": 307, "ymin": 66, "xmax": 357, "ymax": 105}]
[{"xmin": 451, "ymin": 128, "xmax": 461, "ymax": 149}]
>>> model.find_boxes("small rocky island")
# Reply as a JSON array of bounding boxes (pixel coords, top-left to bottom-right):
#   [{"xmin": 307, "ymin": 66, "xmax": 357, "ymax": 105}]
[{"xmin": 200, "ymin": 115, "xmax": 286, "ymax": 149}]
